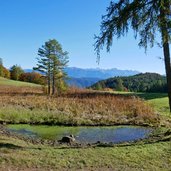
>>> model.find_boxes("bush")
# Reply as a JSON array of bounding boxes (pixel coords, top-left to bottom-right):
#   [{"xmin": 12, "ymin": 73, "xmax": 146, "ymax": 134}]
[{"xmin": 19, "ymin": 72, "xmax": 45, "ymax": 85}]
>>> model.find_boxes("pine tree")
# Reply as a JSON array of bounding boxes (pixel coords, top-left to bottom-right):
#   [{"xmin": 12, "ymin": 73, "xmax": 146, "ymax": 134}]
[{"xmin": 34, "ymin": 39, "xmax": 69, "ymax": 95}]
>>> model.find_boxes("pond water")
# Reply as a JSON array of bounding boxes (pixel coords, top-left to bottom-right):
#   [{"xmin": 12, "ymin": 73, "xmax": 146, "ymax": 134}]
[{"xmin": 7, "ymin": 125, "xmax": 153, "ymax": 144}]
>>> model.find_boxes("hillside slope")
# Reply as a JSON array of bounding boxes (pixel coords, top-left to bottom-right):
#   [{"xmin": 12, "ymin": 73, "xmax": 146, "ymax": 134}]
[
  {"xmin": 91, "ymin": 73, "xmax": 167, "ymax": 93},
  {"xmin": 66, "ymin": 77, "xmax": 101, "ymax": 88},
  {"xmin": 0, "ymin": 77, "xmax": 40, "ymax": 87}
]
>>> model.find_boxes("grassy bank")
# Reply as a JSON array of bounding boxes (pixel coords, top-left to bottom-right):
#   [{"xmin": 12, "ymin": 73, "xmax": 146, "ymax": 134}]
[{"xmin": 0, "ymin": 133, "xmax": 171, "ymax": 171}]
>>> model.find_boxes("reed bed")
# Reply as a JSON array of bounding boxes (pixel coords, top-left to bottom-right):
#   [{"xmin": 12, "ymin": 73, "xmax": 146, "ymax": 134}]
[{"xmin": 0, "ymin": 86, "xmax": 159, "ymax": 125}]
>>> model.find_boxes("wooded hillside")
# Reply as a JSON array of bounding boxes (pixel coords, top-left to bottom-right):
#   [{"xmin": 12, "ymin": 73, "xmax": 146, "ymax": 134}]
[{"xmin": 90, "ymin": 73, "xmax": 167, "ymax": 93}]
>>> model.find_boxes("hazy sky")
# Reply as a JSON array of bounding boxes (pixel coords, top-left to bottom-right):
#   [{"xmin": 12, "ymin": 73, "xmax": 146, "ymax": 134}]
[{"xmin": 0, "ymin": 0, "xmax": 167, "ymax": 74}]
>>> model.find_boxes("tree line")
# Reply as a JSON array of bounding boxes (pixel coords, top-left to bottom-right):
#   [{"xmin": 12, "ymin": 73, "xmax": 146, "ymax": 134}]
[{"xmin": 0, "ymin": 60, "xmax": 48, "ymax": 84}]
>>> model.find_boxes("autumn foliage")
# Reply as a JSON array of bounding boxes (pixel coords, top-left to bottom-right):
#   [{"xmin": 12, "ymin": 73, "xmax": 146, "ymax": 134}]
[{"xmin": 19, "ymin": 72, "xmax": 45, "ymax": 85}]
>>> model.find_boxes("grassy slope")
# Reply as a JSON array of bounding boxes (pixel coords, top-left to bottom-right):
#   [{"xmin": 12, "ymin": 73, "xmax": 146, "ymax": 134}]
[
  {"xmin": 0, "ymin": 77, "xmax": 40, "ymax": 87},
  {"xmin": 0, "ymin": 90, "xmax": 171, "ymax": 170}
]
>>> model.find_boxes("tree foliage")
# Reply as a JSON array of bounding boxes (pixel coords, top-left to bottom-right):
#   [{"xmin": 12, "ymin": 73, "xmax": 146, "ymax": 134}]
[
  {"xmin": 34, "ymin": 39, "xmax": 69, "ymax": 95},
  {"xmin": 19, "ymin": 72, "xmax": 45, "ymax": 85},
  {"xmin": 0, "ymin": 58, "xmax": 11, "ymax": 79},
  {"xmin": 95, "ymin": 0, "xmax": 171, "ymax": 111},
  {"xmin": 10, "ymin": 65, "xmax": 24, "ymax": 80},
  {"xmin": 3, "ymin": 67, "xmax": 10, "ymax": 79},
  {"xmin": 0, "ymin": 58, "xmax": 3, "ymax": 77},
  {"xmin": 95, "ymin": 0, "xmax": 170, "ymax": 56}
]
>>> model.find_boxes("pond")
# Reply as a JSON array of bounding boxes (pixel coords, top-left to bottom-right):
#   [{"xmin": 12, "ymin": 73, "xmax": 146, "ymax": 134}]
[{"xmin": 7, "ymin": 125, "xmax": 153, "ymax": 144}]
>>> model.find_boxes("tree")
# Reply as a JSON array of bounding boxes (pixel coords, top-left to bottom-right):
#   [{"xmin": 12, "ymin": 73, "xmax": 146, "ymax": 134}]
[
  {"xmin": 56, "ymin": 76, "xmax": 68, "ymax": 95},
  {"xmin": 0, "ymin": 58, "xmax": 10, "ymax": 78},
  {"xmin": 95, "ymin": 0, "xmax": 171, "ymax": 111},
  {"xmin": 10, "ymin": 65, "xmax": 24, "ymax": 80},
  {"xmin": 116, "ymin": 78, "xmax": 124, "ymax": 91},
  {"xmin": 34, "ymin": 39, "xmax": 69, "ymax": 95},
  {"xmin": 0, "ymin": 58, "xmax": 4, "ymax": 77},
  {"xmin": 49, "ymin": 40, "xmax": 69, "ymax": 95},
  {"xmin": 93, "ymin": 82, "xmax": 103, "ymax": 90},
  {"xmin": 3, "ymin": 67, "xmax": 10, "ymax": 79}
]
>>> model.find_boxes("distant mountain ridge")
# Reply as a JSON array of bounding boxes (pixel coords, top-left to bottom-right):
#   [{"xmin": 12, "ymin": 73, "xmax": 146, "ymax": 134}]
[
  {"xmin": 64, "ymin": 67, "xmax": 139, "ymax": 79},
  {"xmin": 24, "ymin": 67, "xmax": 140, "ymax": 88}
]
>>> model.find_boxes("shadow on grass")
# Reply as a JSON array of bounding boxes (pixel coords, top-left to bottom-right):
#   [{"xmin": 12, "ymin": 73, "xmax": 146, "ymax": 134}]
[
  {"xmin": 115, "ymin": 92, "xmax": 168, "ymax": 100},
  {"xmin": 0, "ymin": 142, "xmax": 23, "ymax": 149},
  {"xmin": 135, "ymin": 93, "xmax": 168, "ymax": 100}
]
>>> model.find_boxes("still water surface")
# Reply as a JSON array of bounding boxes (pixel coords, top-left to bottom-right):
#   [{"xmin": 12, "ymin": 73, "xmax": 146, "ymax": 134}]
[{"xmin": 8, "ymin": 125, "xmax": 153, "ymax": 144}]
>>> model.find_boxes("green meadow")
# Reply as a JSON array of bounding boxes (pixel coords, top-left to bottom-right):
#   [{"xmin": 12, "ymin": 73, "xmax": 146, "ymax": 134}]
[{"xmin": 0, "ymin": 77, "xmax": 40, "ymax": 87}]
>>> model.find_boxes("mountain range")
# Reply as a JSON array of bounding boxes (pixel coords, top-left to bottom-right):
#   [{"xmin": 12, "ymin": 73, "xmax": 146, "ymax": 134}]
[
  {"xmin": 24, "ymin": 67, "xmax": 139, "ymax": 88},
  {"xmin": 64, "ymin": 67, "xmax": 139, "ymax": 79}
]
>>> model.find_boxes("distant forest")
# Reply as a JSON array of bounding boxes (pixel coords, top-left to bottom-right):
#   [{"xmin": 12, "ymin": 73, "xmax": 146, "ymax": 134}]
[{"xmin": 90, "ymin": 73, "xmax": 167, "ymax": 93}]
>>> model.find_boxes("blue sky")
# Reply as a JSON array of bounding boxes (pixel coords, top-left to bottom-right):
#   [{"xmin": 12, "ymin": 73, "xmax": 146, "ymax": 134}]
[{"xmin": 0, "ymin": 0, "xmax": 166, "ymax": 74}]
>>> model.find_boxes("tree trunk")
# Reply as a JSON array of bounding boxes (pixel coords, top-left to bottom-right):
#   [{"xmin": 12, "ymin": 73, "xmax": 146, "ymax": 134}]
[
  {"xmin": 162, "ymin": 42, "xmax": 171, "ymax": 112},
  {"xmin": 160, "ymin": 2, "xmax": 171, "ymax": 112},
  {"xmin": 47, "ymin": 56, "xmax": 51, "ymax": 95},
  {"xmin": 48, "ymin": 73, "xmax": 51, "ymax": 95},
  {"xmin": 52, "ymin": 74, "xmax": 56, "ymax": 95}
]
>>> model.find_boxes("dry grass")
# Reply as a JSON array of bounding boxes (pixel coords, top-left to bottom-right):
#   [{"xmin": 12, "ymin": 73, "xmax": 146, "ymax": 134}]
[
  {"xmin": 0, "ymin": 86, "xmax": 159, "ymax": 126},
  {"xmin": 0, "ymin": 85, "xmax": 42, "ymax": 95}
]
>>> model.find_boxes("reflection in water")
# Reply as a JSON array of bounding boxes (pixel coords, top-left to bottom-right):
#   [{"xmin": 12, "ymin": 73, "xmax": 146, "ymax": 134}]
[{"xmin": 8, "ymin": 125, "xmax": 153, "ymax": 144}]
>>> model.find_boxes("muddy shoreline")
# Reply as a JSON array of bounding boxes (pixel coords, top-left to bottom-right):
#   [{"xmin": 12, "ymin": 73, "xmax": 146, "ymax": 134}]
[{"xmin": 1, "ymin": 124, "xmax": 171, "ymax": 148}]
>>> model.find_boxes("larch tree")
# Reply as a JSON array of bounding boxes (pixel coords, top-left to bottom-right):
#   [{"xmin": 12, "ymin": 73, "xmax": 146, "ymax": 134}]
[
  {"xmin": 34, "ymin": 39, "xmax": 69, "ymax": 95},
  {"xmin": 95, "ymin": 0, "xmax": 171, "ymax": 111}
]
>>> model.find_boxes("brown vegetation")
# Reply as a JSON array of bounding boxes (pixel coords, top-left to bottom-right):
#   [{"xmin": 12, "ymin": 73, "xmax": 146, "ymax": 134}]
[{"xmin": 0, "ymin": 86, "xmax": 159, "ymax": 126}]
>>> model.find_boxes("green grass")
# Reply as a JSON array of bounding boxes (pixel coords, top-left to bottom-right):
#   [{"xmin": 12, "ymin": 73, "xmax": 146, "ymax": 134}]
[
  {"xmin": 0, "ymin": 134, "xmax": 170, "ymax": 170},
  {"xmin": 135, "ymin": 92, "xmax": 170, "ymax": 118},
  {"xmin": 0, "ymin": 77, "xmax": 40, "ymax": 87},
  {"xmin": 148, "ymin": 97, "xmax": 170, "ymax": 115}
]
